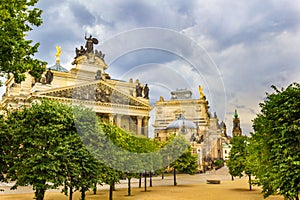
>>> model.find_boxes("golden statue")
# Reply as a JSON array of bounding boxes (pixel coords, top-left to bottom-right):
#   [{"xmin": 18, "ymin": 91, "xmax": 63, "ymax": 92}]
[
  {"xmin": 55, "ymin": 45, "xmax": 62, "ymax": 62},
  {"xmin": 159, "ymin": 96, "xmax": 164, "ymax": 102},
  {"xmin": 198, "ymin": 85, "xmax": 205, "ymax": 99}
]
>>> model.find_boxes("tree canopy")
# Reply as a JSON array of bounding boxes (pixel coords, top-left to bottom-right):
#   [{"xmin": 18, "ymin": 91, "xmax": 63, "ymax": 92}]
[
  {"xmin": 227, "ymin": 136, "xmax": 250, "ymax": 178},
  {"xmin": 227, "ymin": 135, "xmax": 253, "ymax": 190},
  {"xmin": 0, "ymin": 113, "xmax": 13, "ymax": 182},
  {"xmin": 169, "ymin": 141, "xmax": 198, "ymax": 175},
  {"xmin": 162, "ymin": 135, "xmax": 198, "ymax": 186},
  {"xmin": 0, "ymin": 0, "xmax": 46, "ymax": 85},
  {"xmin": 0, "ymin": 99, "xmax": 202, "ymax": 200},
  {"xmin": 251, "ymin": 82, "xmax": 300, "ymax": 199},
  {"xmin": 1, "ymin": 100, "xmax": 101, "ymax": 200}
]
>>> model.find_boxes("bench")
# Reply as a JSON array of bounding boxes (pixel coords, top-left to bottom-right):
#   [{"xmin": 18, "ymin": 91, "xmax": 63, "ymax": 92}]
[{"xmin": 206, "ymin": 180, "xmax": 221, "ymax": 184}]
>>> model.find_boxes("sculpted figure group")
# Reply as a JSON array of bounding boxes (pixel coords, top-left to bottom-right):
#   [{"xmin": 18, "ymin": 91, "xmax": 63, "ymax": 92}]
[
  {"xmin": 136, "ymin": 83, "xmax": 149, "ymax": 99},
  {"xmin": 74, "ymin": 34, "xmax": 105, "ymax": 60}
]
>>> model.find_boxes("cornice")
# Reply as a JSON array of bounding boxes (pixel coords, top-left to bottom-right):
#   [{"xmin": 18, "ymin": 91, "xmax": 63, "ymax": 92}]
[
  {"xmin": 31, "ymin": 95, "xmax": 151, "ymax": 111},
  {"xmin": 155, "ymin": 98, "xmax": 208, "ymax": 106}
]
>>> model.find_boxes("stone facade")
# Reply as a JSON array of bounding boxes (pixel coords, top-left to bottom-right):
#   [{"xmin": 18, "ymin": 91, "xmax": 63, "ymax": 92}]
[
  {"xmin": 0, "ymin": 39, "xmax": 151, "ymax": 137},
  {"xmin": 154, "ymin": 88, "xmax": 230, "ymax": 171},
  {"xmin": 154, "ymin": 89, "xmax": 210, "ymax": 136}
]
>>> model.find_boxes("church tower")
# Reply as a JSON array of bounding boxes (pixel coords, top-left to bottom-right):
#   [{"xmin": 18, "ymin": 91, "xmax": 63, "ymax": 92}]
[
  {"xmin": 232, "ymin": 109, "xmax": 242, "ymax": 137},
  {"xmin": 220, "ymin": 121, "xmax": 227, "ymax": 137}
]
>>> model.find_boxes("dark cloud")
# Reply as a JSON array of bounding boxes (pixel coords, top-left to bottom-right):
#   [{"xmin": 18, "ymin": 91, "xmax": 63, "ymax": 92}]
[
  {"xmin": 116, "ymin": 1, "xmax": 160, "ymax": 26},
  {"xmin": 69, "ymin": 3, "xmax": 96, "ymax": 26},
  {"xmin": 108, "ymin": 49, "xmax": 179, "ymax": 75},
  {"xmin": 195, "ymin": 1, "xmax": 300, "ymax": 49},
  {"xmin": 95, "ymin": 0, "xmax": 196, "ymax": 31}
]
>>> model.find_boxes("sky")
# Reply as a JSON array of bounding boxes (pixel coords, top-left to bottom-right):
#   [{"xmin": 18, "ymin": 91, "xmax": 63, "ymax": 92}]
[{"xmin": 1, "ymin": 0, "xmax": 300, "ymax": 136}]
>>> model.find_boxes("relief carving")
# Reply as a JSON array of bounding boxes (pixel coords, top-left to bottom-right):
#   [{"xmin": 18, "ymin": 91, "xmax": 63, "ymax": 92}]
[{"xmin": 42, "ymin": 83, "xmax": 145, "ymax": 107}]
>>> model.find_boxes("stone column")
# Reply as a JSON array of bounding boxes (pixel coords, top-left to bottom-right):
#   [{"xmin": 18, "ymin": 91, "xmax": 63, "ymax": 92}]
[
  {"xmin": 137, "ymin": 116, "xmax": 143, "ymax": 136},
  {"xmin": 143, "ymin": 117, "xmax": 149, "ymax": 137},
  {"xmin": 116, "ymin": 114, "xmax": 122, "ymax": 127}
]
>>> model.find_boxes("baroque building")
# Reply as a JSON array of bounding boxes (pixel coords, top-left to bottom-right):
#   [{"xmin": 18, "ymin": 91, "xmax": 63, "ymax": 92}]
[
  {"xmin": 0, "ymin": 36, "xmax": 151, "ymax": 137},
  {"xmin": 153, "ymin": 87, "xmax": 230, "ymax": 171}
]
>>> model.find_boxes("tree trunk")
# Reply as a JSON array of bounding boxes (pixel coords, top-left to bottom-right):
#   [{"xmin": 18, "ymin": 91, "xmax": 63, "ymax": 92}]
[
  {"xmin": 93, "ymin": 182, "xmax": 97, "ymax": 194},
  {"xmin": 69, "ymin": 177, "xmax": 73, "ymax": 200},
  {"xmin": 162, "ymin": 171, "xmax": 164, "ymax": 179},
  {"xmin": 35, "ymin": 188, "xmax": 45, "ymax": 200},
  {"xmin": 295, "ymin": 195, "xmax": 299, "ymax": 200},
  {"xmin": 150, "ymin": 172, "xmax": 153, "ymax": 187},
  {"xmin": 231, "ymin": 175, "xmax": 234, "ymax": 181},
  {"xmin": 112, "ymin": 182, "xmax": 116, "ymax": 191},
  {"xmin": 81, "ymin": 190, "xmax": 86, "ymax": 200},
  {"xmin": 128, "ymin": 177, "xmax": 131, "ymax": 196},
  {"xmin": 248, "ymin": 175, "xmax": 252, "ymax": 191},
  {"xmin": 139, "ymin": 173, "xmax": 142, "ymax": 188},
  {"xmin": 64, "ymin": 180, "xmax": 68, "ymax": 196},
  {"xmin": 109, "ymin": 184, "xmax": 113, "ymax": 200},
  {"xmin": 144, "ymin": 173, "xmax": 147, "ymax": 191},
  {"xmin": 69, "ymin": 187, "xmax": 73, "ymax": 200},
  {"xmin": 173, "ymin": 168, "xmax": 177, "ymax": 186}
]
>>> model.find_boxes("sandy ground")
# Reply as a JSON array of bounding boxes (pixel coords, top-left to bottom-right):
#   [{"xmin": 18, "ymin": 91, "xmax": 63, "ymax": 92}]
[{"xmin": 0, "ymin": 167, "xmax": 283, "ymax": 200}]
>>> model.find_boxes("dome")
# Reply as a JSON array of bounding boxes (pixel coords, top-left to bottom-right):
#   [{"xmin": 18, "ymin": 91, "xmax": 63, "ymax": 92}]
[
  {"xmin": 48, "ymin": 62, "xmax": 68, "ymax": 72},
  {"xmin": 166, "ymin": 114, "xmax": 197, "ymax": 129}
]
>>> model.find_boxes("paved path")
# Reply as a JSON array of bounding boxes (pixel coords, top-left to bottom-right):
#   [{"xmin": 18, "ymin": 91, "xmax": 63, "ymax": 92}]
[{"xmin": 0, "ymin": 167, "xmax": 232, "ymax": 195}]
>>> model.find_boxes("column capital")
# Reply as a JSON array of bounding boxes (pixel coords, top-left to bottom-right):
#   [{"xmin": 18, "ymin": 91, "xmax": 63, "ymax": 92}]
[{"xmin": 136, "ymin": 116, "xmax": 144, "ymax": 120}]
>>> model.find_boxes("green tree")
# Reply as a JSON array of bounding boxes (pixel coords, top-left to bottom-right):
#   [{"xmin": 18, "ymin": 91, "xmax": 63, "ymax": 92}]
[
  {"xmin": 227, "ymin": 135, "xmax": 252, "ymax": 190},
  {"xmin": 0, "ymin": 0, "xmax": 46, "ymax": 85},
  {"xmin": 5, "ymin": 101, "xmax": 74, "ymax": 200},
  {"xmin": 96, "ymin": 123, "xmax": 162, "ymax": 198},
  {"xmin": 169, "ymin": 147, "xmax": 198, "ymax": 186},
  {"xmin": 0, "ymin": 113, "xmax": 13, "ymax": 183},
  {"xmin": 61, "ymin": 135, "xmax": 101, "ymax": 200},
  {"xmin": 162, "ymin": 135, "xmax": 198, "ymax": 186},
  {"xmin": 252, "ymin": 83, "xmax": 300, "ymax": 199},
  {"xmin": 4, "ymin": 100, "xmax": 100, "ymax": 200},
  {"xmin": 65, "ymin": 106, "xmax": 104, "ymax": 200}
]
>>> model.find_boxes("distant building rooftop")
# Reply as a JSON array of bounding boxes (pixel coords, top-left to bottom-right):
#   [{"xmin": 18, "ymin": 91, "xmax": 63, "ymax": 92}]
[{"xmin": 171, "ymin": 88, "xmax": 192, "ymax": 100}]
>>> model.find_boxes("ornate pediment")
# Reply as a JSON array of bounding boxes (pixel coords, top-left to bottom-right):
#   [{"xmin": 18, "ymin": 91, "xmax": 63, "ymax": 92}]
[
  {"xmin": 72, "ymin": 54, "xmax": 108, "ymax": 69},
  {"xmin": 33, "ymin": 80, "xmax": 150, "ymax": 108}
]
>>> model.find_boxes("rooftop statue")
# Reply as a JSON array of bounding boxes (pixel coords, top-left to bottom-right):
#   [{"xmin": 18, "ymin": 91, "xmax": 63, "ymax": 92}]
[
  {"xmin": 55, "ymin": 46, "xmax": 62, "ymax": 62},
  {"xmin": 85, "ymin": 34, "xmax": 98, "ymax": 53},
  {"xmin": 198, "ymin": 85, "xmax": 205, "ymax": 99},
  {"xmin": 75, "ymin": 46, "xmax": 86, "ymax": 58},
  {"xmin": 143, "ymin": 84, "xmax": 149, "ymax": 99},
  {"xmin": 73, "ymin": 34, "xmax": 106, "ymax": 63},
  {"xmin": 45, "ymin": 69, "xmax": 54, "ymax": 84},
  {"xmin": 159, "ymin": 96, "xmax": 164, "ymax": 102},
  {"xmin": 136, "ymin": 83, "xmax": 143, "ymax": 97}
]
